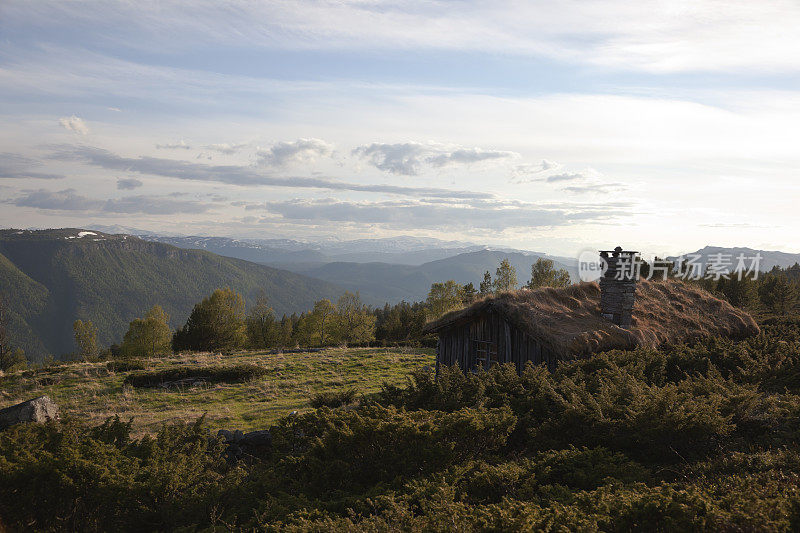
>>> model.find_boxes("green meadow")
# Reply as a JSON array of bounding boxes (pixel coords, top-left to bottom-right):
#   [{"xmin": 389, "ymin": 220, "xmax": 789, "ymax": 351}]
[{"xmin": 0, "ymin": 347, "xmax": 435, "ymax": 436}]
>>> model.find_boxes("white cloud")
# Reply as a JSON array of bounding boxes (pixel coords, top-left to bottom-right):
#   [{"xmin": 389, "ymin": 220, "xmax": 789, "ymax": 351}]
[
  {"xmin": 257, "ymin": 138, "xmax": 334, "ymax": 166},
  {"xmin": 205, "ymin": 142, "xmax": 247, "ymax": 155},
  {"xmin": 352, "ymin": 143, "xmax": 427, "ymax": 175},
  {"xmin": 13, "ymin": 188, "xmax": 213, "ymax": 214},
  {"xmin": 353, "ymin": 142, "xmax": 517, "ymax": 176},
  {"xmin": 58, "ymin": 115, "xmax": 89, "ymax": 135},
  {"xmin": 116, "ymin": 177, "xmax": 143, "ymax": 190},
  {"xmin": 156, "ymin": 139, "xmax": 191, "ymax": 150}
]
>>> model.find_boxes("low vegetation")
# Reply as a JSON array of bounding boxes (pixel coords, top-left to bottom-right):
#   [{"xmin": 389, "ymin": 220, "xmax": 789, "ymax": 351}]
[
  {"xmin": 0, "ymin": 347, "xmax": 433, "ymax": 435},
  {"xmin": 2, "ymin": 318, "xmax": 800, "ymax": 530},
  {"xmin": 123, "ymin": 363, "xmax": 268, "ymax": 388}
]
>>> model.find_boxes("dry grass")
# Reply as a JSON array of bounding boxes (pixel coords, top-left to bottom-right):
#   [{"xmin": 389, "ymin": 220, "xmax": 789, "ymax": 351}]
[{"xmin": 426, "ymin": 280, "xmax": 759, "ymax": 358}]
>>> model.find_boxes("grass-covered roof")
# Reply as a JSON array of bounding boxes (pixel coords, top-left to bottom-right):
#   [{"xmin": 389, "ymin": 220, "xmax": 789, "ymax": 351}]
[{"xmin": 424, "ymin": 280, "xmax": 759, "ymax": 358}]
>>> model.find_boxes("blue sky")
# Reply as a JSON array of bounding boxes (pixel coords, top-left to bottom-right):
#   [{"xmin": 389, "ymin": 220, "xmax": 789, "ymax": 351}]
[{"xmin": 2, "ymin": 0, "xmax": 799, "ymax": 256}]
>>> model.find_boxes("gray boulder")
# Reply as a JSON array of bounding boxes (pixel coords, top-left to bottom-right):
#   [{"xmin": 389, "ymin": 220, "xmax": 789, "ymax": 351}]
[
  {"xmin": 0, "ymin": 396, "xmax": 59, "ymax": 430},
  {"xmin": 241, "ymin": 430, "xmax": 272, "ymax": 446}
]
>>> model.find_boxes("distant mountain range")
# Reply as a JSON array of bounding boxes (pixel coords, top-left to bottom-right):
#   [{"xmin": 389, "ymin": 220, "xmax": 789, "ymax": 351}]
[
  {"xmin": 7, "ymin": 227, "xmax": 797, "ymax": 360},
  {"xmin": 0, "ymin": 229, "xmax": 341, "ymax": 359},
  {"xmin": 282, "ymin": 250, "xmax": 577, "ymax": 305},
  {"xmin": 136, "ymin": 234, "xmax": 577, "ymax": 304},
  {"xmin": 671, "ymin": 246, "xmax": 800, "ymax": 271},
  {"xmin": 139, "ymin": 233, "xmax": 544, "ymax": 266}
]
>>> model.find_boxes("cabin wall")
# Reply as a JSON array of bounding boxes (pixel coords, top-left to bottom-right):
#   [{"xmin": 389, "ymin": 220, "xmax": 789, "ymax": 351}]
[{"xmin": 436, "ymin": 312, "xmax": 559, "ymax": 372}]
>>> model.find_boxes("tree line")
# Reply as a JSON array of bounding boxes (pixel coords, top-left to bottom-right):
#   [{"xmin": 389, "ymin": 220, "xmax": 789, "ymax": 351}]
[
  {"xmin": 0, "ymin": 257, "xmax": 571, "ymax": 367},
  {"xmin": 47, "ymin": 257, "xmax": 568, "ymax": 361},
  {"xmin": 29, "ymin": 256, "xmax": 800, "ymax": 364}
]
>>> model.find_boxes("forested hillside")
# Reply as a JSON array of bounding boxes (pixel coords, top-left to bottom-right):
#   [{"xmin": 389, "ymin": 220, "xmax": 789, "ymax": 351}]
[{"xmin": 0, "ymin": 229, "xmax": 342, "ymax": 359}]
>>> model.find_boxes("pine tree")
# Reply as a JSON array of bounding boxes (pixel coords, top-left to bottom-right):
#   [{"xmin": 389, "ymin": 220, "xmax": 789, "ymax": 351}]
[
  {"xmin": 759, "ymin": 275, "xmax": 799, "ymax": 315},
  {"xmin": 493, "ymin": 259, "xmax": 518, "ymax": 292},
  {"xmin": 716, "ymin": 276, "xmax": 758, "ymax": 309},
  {"xmin": 172, "ymin": 287, "xmax": 247, "ymax": 353},
  {"xmin": 462, "ymin": 282, "xmax": 477, "ymax": 304},
  {"xmin": 479, "ymin": 271, "xmax": 493, "ymax": 296}
]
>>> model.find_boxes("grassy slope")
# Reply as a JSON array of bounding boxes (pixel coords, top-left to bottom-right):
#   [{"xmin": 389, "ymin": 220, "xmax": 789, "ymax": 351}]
[
  {"xmin": 0, "ymin": 347, "xmax": 435, "ymax": 437},
  {"xmin": 0, "ymin": 229, "xmax": 344, "ymax": 357}
]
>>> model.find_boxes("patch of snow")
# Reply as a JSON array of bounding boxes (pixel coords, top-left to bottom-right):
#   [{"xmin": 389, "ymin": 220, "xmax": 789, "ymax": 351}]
[{"xmin": 77, "ymin": 231, "xmax": 98, "ymax": 238}]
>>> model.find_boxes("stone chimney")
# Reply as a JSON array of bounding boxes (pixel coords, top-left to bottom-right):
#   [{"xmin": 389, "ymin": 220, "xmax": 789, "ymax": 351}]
[{"xmin": 599, "ymin": 246, "xmax": 639, "ymax": 328}]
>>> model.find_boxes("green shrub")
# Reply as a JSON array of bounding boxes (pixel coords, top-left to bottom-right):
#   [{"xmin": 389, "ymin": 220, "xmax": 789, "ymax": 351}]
[
  {"xmin": 309, "ymin": 388, "xmax": 357, "ymax": 408},
  {"xmin": 0, "ymin": 417, "xmax": 242, "ymax": 532},
  {"xmin": 4, "ymin": 320, "xmax": 800, "ymax": 530},
  {"xmin": 123, "ymin": 364, "xmax": 267, "ymax": 387}
]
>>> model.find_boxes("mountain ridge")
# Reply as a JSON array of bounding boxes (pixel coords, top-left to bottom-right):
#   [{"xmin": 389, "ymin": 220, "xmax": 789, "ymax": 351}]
[{"xmin": 0, "ymin": 229, "xmax": 344, "ymax": 358}]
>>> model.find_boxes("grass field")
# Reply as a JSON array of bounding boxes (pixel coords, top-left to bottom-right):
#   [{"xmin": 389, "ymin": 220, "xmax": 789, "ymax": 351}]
[{"xmin": 0, "ymin": 347, "xmax": 435, "ymax": 436}]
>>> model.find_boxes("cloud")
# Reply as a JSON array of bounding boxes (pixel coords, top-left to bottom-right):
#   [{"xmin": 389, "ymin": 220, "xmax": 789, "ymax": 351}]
[
  {"xmin": 352, "ymin": 143, "xmax": 426, "ymax": 175},
  {"xmin": 260, "ymin": 197, "xmax": 631, "ymax": 231},
  {"xmin": 104, "ymin": 195, "xmax": 212, "ymax": 214},
  {"xmin": 156, "ymin": 140, "xmax": 191, "ymax": 150},
  {"xmin": 353, "ymin": 142, "xmax": 517, "ymax": 176},
  {"xmin": 426, "ymin": 148, "xmax": 517, "ymax": 167},
  {"xmin": 257, "ymin": 138, "xmax": 334, "ymax": 166},
  {"xmin": 50, "ymin": 146, "xmax": 492, "ymax": 199},
  {"xmin": 562, "ymin": 183, "xmax": 627, "ymax": 194},
  {"xmin": 58, "ymin": 115, "xmax": 89, "ymax": 135},
  {"xmin": 12, "ymin": 188, "xmax": 213, "ymax": 214},
  {"xmin": 205, "ymin": 143, "xmax": 247, "ymax": 155},
  {"xmin": 13, "ymin": 188, "xmax": 100, "ymax": 211},
  {"xmin": 116, "ymin": 177, "xmax": 143, "ymax": 190},
  {"xmin": 0, "ymin": 153, "xmax": 63, "ymax": 180},
  {"xmin": 545, "ymin": 173, "xmax": 585, "ymax": 183},
  {"xmin": 510, "ymin": 160, "xmax": 561, "ymax": 182}
]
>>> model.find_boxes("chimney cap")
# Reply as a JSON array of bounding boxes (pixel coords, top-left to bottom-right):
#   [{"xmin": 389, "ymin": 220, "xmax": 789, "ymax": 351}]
[{"xmin": 599, "ymin": 246, "xmax": 639, "ymax": 256}]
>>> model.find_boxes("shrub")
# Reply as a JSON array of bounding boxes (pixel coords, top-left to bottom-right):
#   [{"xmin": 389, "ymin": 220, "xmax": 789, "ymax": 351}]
[
  {"xmin": 123, "ymin": 364, "xmax": 267, "ymax": 387},
  {"xmin": 309, "ymin": 388, "xmax": 357, "ymax": 408}
]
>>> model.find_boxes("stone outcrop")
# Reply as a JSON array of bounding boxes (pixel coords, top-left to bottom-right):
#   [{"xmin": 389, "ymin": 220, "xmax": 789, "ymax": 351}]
[
  {"xmin": 218, "ymin": 428, "xmax": 273, "ymax": 461},
  {"xmin": 0, "ymin": 396, "xmax": 59, "ymax": 430}
]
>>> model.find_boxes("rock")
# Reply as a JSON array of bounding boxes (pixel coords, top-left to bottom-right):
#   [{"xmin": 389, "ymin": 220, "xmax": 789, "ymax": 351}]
[
  {"xmin": 0, "ymin": 396, "xmax": 59, "ymax": 430},
  {"xmin": 241, "ymin": 430, "xmax": 271, "ymax": 446},
  {"xmin": 217, "ymin": 429, "xmax": 235, "ymax": 443}
]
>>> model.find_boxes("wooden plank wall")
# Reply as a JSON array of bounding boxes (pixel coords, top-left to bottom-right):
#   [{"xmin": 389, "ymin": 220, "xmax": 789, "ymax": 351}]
[{"xmin": 436, "ymin": 311, "xmax": 560, "ymax": 372}]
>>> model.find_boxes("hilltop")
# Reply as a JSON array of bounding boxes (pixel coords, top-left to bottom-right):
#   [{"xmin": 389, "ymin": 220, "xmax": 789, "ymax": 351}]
[{"xmin": 0, "ymin": 229, "xmax": 343, "ymax": 359}]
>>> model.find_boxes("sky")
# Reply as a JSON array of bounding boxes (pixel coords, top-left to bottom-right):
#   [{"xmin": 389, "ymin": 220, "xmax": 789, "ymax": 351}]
[{"xmin": 1, "ymin": 0, "xmax": 799, "ymax": 257}]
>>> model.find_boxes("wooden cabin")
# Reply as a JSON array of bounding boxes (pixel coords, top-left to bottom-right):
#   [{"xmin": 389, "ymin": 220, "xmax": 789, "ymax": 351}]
[
  {"xmin": 423, "ymin": 279, "xmax": 759, "ymax": 373},
  {"xmin": 424, "ymin": 305, "xmax": 560, "ymax": 372}
]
